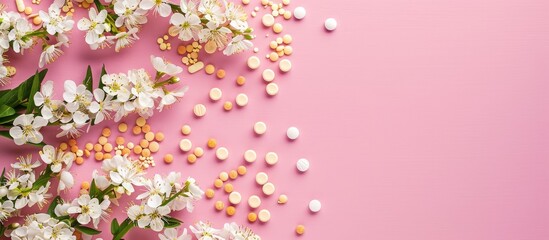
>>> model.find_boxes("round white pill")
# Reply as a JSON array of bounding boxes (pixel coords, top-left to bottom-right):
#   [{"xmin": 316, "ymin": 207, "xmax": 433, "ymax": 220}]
[
  {"xmin": 179, "ymin": 139, "xmax": 192, "ymax": 152},
  {"xmin": 262, "ymin": 69, "xmax": 275, "ymax": 82},
  {"xmin": 324, "ymin": 18, "xmax": 337, "ymax": 31},
  {"xmin": 247, "ymin": 56, "xmax": 261, "ymax": 69},
  {"xmin": 216, "ymin": 147, "xmax": 229, "ymax": 160},
  {"xmin": 254, "ymin": 122, "xmax": 267, "ymax": 135},
  {"xmin": 248, "ymin": 195, "xmax": 261, "ymax": 208},
  {"xmin": 309, "ymin": 199, "xmax": 321, "ymax": 212},
  {"xmin": 262, "ymin": 182, "xmax": 275, "ymax": 195},
  {"xmin": 266, "ymin": 83, "xmax": 279, "ymax": 96},
  {"xmin": 296, "ymin": 158, "xmax": 310, "ymax": 172},
  {"xmin": 229, "ymin": 192, "xmax": 242, "ymax": 204},
  {"xmin": 258, "ymin": 209, "xmax": 271, "ymax": 222},
  {"xmin": 193, "ymin": 104, "xmax": 206, "ymax": 117},
  {"xmin": 255, "ymin": 172, "xmax": 269, "ymax": 185},
  {"xmin": 235, "ymin": 93, "xmax": 249, "ymax": 107},
  {"xmin": 293, "ymin": 6, "xmax": 306, "ymax": 20},
  {"xmin": 279, "ymin": 59, "xmax": 292, "ymax": 72},
  {"xmin": 265, "ymin": 152, "xmax": 279, "ymax": 165},
  {"xmin": 209, "ymin": 88, "xmax": 222, "ymax": 101},
  {"xmin": 287, "ymin": 126, "xmax": 300, "ymax": 140},
  {"xmin": 244, "ymin": 150, "xmax": 257, "ymax": 163},
  {"xmin": 262, "ymin": 14, "xmax": 275, "ymax": 27}
]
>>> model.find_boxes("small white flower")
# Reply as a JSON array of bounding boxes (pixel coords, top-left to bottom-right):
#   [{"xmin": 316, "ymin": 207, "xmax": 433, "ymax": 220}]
[
  {"xmin": 151, "ymin": 55, "xmax": 183, "ymax": 76},
  {"xmin": 89, "ymin": 88, "xmax": 114, "ymax": 124},
  {"xmin": 39, "ymin": 1, "xmax": 74, "ymax": 35},
  {"xmin": 128, "ymin": 204, "xmax": 150, "ymax": 228},
  {"xmin": 113, "ymin": 28, "xmax": 139, "ymax": 52},
  {"xmin": 11, "ymin": 155, "xmax": 41, "ymax": 172},
  {"xmin": 67, "ymin": 194, "xmax": 102, "ymax": 225},
  {"xmin": 34, "ymin": 80, "xmax": 54, "ymax": 111},
  {"xmin": 63, "ymin": 80, "xmax": 93, "ymax": 112},
  {"xmin": 8, "ymin": 18, "xmax": 34, "ymax": 53},
  {"xmin": 114, "ymin": 0, "xmax": 148, "ymax": 28},
  {"xmin": 58, "ymin": 170, "xmax": 74, "ymax": 193},
  {"xmin": 190, "ymin": 221, "xmax": 225, "ymax": 240},
  {"xmin": 179, "ymin": 0, "xmax": 198, "ymax": 15},
  {"xmin": 39, "ymin": 43, "xmax": 64, "ymax": 68},
  {"xmin": 39, "ymin": 145, "xmax": 75, "ymax": 173},
  {"xmin": 0, "ymin": 200, "xmax": 15, "ymax": 222},
  {"xmin": 223, "ymin": 35, "xmax": 253, "ymax": 56},
  {"xmin": 225, "ymin": 2, "xmax": 247, "ymax": 26},
  {"xmin": 109, "ymin": 155, "xmax": 144, "ymax": 194},
  {"xmin": 9, "ymin": 114, "xmax": 48, "ymax": 145},
  {"xmin": 137, "ymin": 174, "xmax": 170, "ymax": 208},
  {"xmin": 54, "ymin": 202, "xmax": 72, "ymax": 217},
  {"xmin": 159, "ymin": 228, "xmax": 192, "ymax": 240},
  {"xmin": 169, "ymin": 12, "xmax": 202, "ymax": 41},
  {"xmin": 101, "ymin": 73, "xmax": 131, "ymax": 101},
  {"xmin": 144, "ymin": 205, "xmax": 171, "ymax": 232},
  {"xmin": 199, "ymin": 21, "xmax": 231, "ymax": 50},
  {"xmin": 77, "ymin": 8, "xmax": 110, "ymax": 45},
  {"xmin": 198, "ymin": 0, "xmax": 225, "ymax": 24},
  {"xmin": 140, "ymin": 0, "xmax": 172, "ymax": 17}
]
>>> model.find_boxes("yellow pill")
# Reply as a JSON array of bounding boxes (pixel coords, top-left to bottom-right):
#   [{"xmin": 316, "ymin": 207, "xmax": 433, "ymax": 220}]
[
  {"xmin": 237, "ymin": 166, "xmax": 247, "ymax": 175},
  {"xmin": 115, "ymin": 136, "xmax": 125, "ymax": 145},
  {"xmin": 155, "ymin": 132, "xmax": 165, "ymax": 142},
  {"xmin": 273, "ymin": 23, "xmax": 283, "ymax": 33},
  {"xmin": 215, "ymin": 201, "xmax": 225, "ymax": 211},
  {"xmin": 32, "ymin": 16, "xmax": 42, "ymax": 25},
  {"xmin": 229, "ymin": 170, "xmax": 238, "ymax": 180},
  {"xmin": 133, "ymin": 145, "xmax": 143, "ymax": 154},
  {"xmin": 284, "ymin": 46, "xmax": 293, "ymax": 55},
  {"xmin": 269, "ymin": 52, "xmax": 279, "ymax": 62},
  {"xmin": 85, "ymin": 143, "xmax": 93, "ymax": 151},
  {"xmin": 187, "ymin": 154, "xmax": 197, "ymax": 164},
  {"xmin": 136, "ymin": 117, "xmax": 147, "ymax": 127},
  {"xmin": 248, "ymin": 212, "xmax": 257, "ymax": 223},
  {"xmin": 142, "ymin": 124, "xmax": 151, "ymax": 133},
  {"xmin": 157, "ymin": 38, "xmax": 164, "ymax": 44},
  {"xmin": 242, "ymin": 0, "xmax": 250, "ymax": 4},
  {"xmin": 283, "ymin": 34, "xmax": 293, "ymax": 44},
  {"xmin": 94, "ymin": 152, "xmax": 104, "ymax": 161},
  {"xmin": 181, "ymin": 125, "xmax": 191, "ymax": 135},
  {"xmin": 269, "ymin": 41, "xmax": 278, "ymax": 49},
  {"xmin": 149, "ymin": 141, "xmax": 160, "ymax": 153},
  {"xmin": 101, "ymin": 128, "xmax": 111, "ymax": 137},
  {"xmin": 103, "ymin": 143, "xmax": 113, "ymax": 152},
  {"xmin": 98, "ymin": 136, "xmax": 108, "ymax": 145},
  {"xmin": 93, "ymin": 144, "xmax": 102, "ymax": 152},
  {"xmin": 214, "ymin": 179, "xmax": 224, "ymax": 188},
  {"xmin": 205, "ymin": 64, "xmax": 215, "ymax": 75},
  {"xmin": 277, "ymin": 194, "xmax": 288, "ymax": 204},
  {"xmin": 84, "ymin": 149, "xmax": 91, "ymax": 157},
  {"xmin": 283, "ymin": 11, "xmax": 292, "ymax": 20},
  {"xmin": 223, "ymin": 101, "xmax": 233, "ymax": 111},
  {"xmin": 207, "ymin": 138, "xmax": 217, "ymax": 149},
  {"xmin": 122, "ymin": 148, "xmax": 131, "ymax": 156},
  {"xmin": 117, "ymin": 123, "xmax": 128, "ymax": 133},
  {"xmin": 140, "ymin": 139, "xmax": 149, "ymax": 148},
  {"xmin": 145, "ymin": 132, "xmax": 155, "ymax": 141},
  {"xmin": 226, "ymin": 206, "xmax": 236, "ymax": 216},
  {"xmin": 219, "ymin": 172, "xmax": 229, "ymax": 182},
  {"xmin": 193, "ymin": 104, "xmax": 207, "ymax": 117},
  {"xmin": 296, "ymin": 225, "xmax": 305, "ymax": 235},
  {"xmin": 177, "ymin": 45, "xmax": 186, "ymax": 55},
  {"xmin": 132, "ymin": 126, "xmax": 142, "ymax": 135},
  {"xmin": 59, "ymin": 142, "xmax": 68, "ymax": 150},
  {"xmin": 224, "ymin": 183, "xmax": 234, "ymax": 193},
  {"xmin": 81, "ymin": 181, "xmax": 90, "ymax": 190},
  {"xmin": 75, "ymin": 157, "xmax": 84, "ymax": 165},
  {"xmin": 236, "ymin": 76, "xmax": 246, "ymax": 86},
  {"xmin": 142, "ymin": 148, "xmax": 151, "ymax": 157},
  {"xmin": 194, "ymin": 147, "xmax": 204, "ymax": 157},
  {"xmin": 205, "ymin": 189, "xmax": 215, "ymax": 199},
  {"xmin": 24, "ymin": 6, "xmax": 32, "ymax": 15},
  {"xmin": 216, "ymin": 69, "xmax": 226, "ymax": 79}
]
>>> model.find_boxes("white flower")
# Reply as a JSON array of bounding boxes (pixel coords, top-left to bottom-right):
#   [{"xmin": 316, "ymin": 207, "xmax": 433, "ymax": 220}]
[
  {"xmin": 39, "ymin": 2, "xmax": 74, "ymax": 35},
  {"xmin": 34, "ymin": 80, "xmax": 55, "ymax": 118},
  {"xmin": 151, "ymin": 55, "xmax": 183, "ymax": 76},
  {"xmin": 113, "ymin": 28, "xmax": 139, "ymax": 52},
  {"xmin": 15, "ymin": 182, "xmax": 51, "ymax": 209},
  {"xmin": 9, "ymin": 114, "xmax": 48, "ymax": 145},
  {"xmin": 43, "ymin": 221, "xmax": 75, "ymax": 240},
  {"xmin": 39, "ymin": 145, "xmax": 75, "ymax": 173},
  {"xmin": 8, "ymin": 18, "xmax": 34, "ymax": 53},
  {"xmin": 225, "ymin": 2, "xmax": 247, "ymax": 26},
  {"xmin": 128, "ymin": 69, "xmax": 156, "ymax": 109},
  {"xmin": 93, "ymin": 197, "xmax": 110, "ymax": 228},
  {"xmin": 77, "ymin": 8, "xmax": 110, "ymax": 45},
  {"xmin": 179, "ymin": 0, "xmax": 198, "ymax": 15},
  {"xmin": 157, "ymin": 87, "xmax": 186, "ymax": 111},
  {"xmin": 114, "ymin": 0, "xmax": 148, "ymax": 28},
  {"xmin": 63, "ymin": 80, "xmax": 93, "ymax": 109},
  {"xmin": 199, "ymin": 21, "xmax": 231, "ymax": 49},
  {"xmin": 224, "ymin": 222, "xmax": 261, "ymax": 240},
  {"xmin": 109, "ymin": 156, "xmax": 143, "ymax": 194},
  {"xmin": 198, "ymin": 0, "xmax": 225, "ymax": 24},
  {"xmin": 0, "ymin": 200, "xmax": 15, "ymax": 222},
  {"xmin": 54, "ymin": 202, "xmax": 72, "ymax": 217},
  {"xmin": 140, "ymin": 0, "xmax": 172, "ymax": 17},
  {"xmin": 223, "ymin": 35, "xmax": 252, "ymax": 55},
  {"xmin": 137, "ymin": 174, "xmax": 169, "ymax": 208},
  {"xmin": 39, "ymin": 42, "xmax": 64, "ymax": 68},
  {"xmin": 169, "ymin": 12, "xmax": 201, "ymax": 41},
  {"xmin": 89, "ymin": 88, "xmax": 114, "ymax": 124},
  {"xmin": 11, "ymin": 155, "xmax": 41, "ymax": 172},
  {"xmin": 56, "ymin": 118, "xmax": 88, "ymax": 138},
  {"xmin": 128, "ymin": 205, "xmax": 150, "ymax": 228},
  {"xmin": 58, "ymin": 170, "xmax": 74, "ymax": 193},
  {"xmin": 159, "ymin": 228, "xmax": 192, "ymax": 240},
  {"xmin": 144, "ymin": 205, "xmax": 171, "ymax": 232},
  {"xmin": 67, "ymin": 194, "xmax": 102, "ymax": 225},
  {"xmin": 101, "ymin": 73, "xmax": 131, "ymax": 101},
  {"xmin": 0, "ymin": 65, "xmax": 8, "ymax": 85},
  {"xmin": 190, "ymin": 221, "xmax": 225, "ymax": 240}
]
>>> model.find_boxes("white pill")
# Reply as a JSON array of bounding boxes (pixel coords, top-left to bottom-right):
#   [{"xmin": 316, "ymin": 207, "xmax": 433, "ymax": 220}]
[
  {"xmin": 266, "ymin": 83, "xmax": 279, "ymax": 96},
  {"xmin": 248, "ymin": 195, "xmax": 261, "ymax": 208},
  {"xmin": 179, "ymin": 139, "xmax": 192, "ymax": 152},
  {"xmin": 235, "ymin": 93, "xmax": 249, "ymax": 107},
  {"xmin": 193, "ymin": 104, "xmax": 206, "ymax": 117},
  {"xmin": 324, "ymin": 18, "xmax": 337, "ymax": 31},
  {"xmin": 262, "ymin": 14, "xmax": 275, "ymax": 27},
  {"xmin": 309, "ymin": 199, "xmax": 321, "ymax": 212},
  {"xmin": 265, "ymin": 152, "xmax": 278, "ymax": 165},
  {"xmin": 279, "ymin": 59, "xmax": 292, "ymax": 72},
  {"xmin": 244, "ymin": 150, "xmax": 257, "ymax": 163},
  {"xmin": 296, "ymin": 158, "xmax": 310, "ymax": 172},
  {"xmin": 262, "ymin": 69, "xmax": 275, "ymax": 82},
  {"xmin": 262, "ymin": 182, "xmax": 275, "ymax": 195},
  {"xmin": 229, "ymin": 192, "xmax": 242, "ymax": 204},
  {"xmin": 293, "ymin": 6, "xmax": 306, "ymax": 20},
  {"xmin": 255, "ymin": 172, "xmax": 269, "ymax": 185},
  {"xmin": 247, "ymin": 56, "xmax": 261, "ymax": 69},
  {"xmin": 258, "ymin": 209, "xmax": 271, "ymax": 222},
  {"xmin": 287, "ymin": 126, "xmax": 300, "ymax": 140},
  {"xmin": 209, "ymin": 88, "xmax": 223, "ymax": 101},
  {"xmin": 216, "ymin": 147, "xmax": 229, "ymax": 160},
  {"xmin": 254, "ymin": 122, "xmax": 267, "ymax": 135}
]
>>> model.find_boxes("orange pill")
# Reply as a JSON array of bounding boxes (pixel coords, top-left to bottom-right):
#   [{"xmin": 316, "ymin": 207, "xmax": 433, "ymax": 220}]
[
  {"xmin": 118, "ymin": 122, "xmax": 128, "ymax": 132},
  {"xmin": 164, "ymin": 154, "xmax": 174, "ymax": 164},
  {"xmin": 133, "ymin": 145, "xmax": 143, "ymax": 154},
  {"xmin": 103, "ymin": 153, "xmax": 112, "ymax": 160},
  {"xmin": 93, "ymin": 144, "xmax": 102, "ymax": 152},
  {"xmin": 248, "ymin": 212, "xmax": 257, "ymax": 223},
  {"xmin": 224, "ymin": 183, "xmax": 234, "ymax": 193},
  {"xmin": 207, "ymin": 138, "xmax": 217, "ymax": 149},
  {"xmin": 75, "ymin": 157, "xmax": 84, "ymax": 165},
  {"xmin": 84, "ymin": 149, "xmax": 91, "ymax": 157},
  {"xmin": 94, "ymin": 152, "xmax": 104, "ymax": 161},
  {"xmin": 98, "ymin": 136, "xmax": 108, "ymax": 145},
  {"xmin": 81, "ymin": 181, "xmax": 90, "ymax": 190},
  {"xmin": 229, "ymin": 170, "xmax": 238, "ymax": 180},
  {"xmin": 216, "ymin": 69, "xmax": 226, "ymax": 79},
  {"xmin": 140, "ymin": 139, "xmax": 149, "ymax": 148},
  {"xmin": 219, "ymin": 172, "xmax": 229, "ymax": 181},
  {"xmin": 187, "ymin": 154, "xmax": 197, "ymax": 163},
  {"xmin": 101, "ymin": 128, "xmax": 111, "ymax": 137},
  {"xmin": 145, "ymin": 132, "xmax": 155, "ymax": 141},
  {"xmin": 70, "ymin": 145, "xmax": 78, "ymax": 153},
  {"xmin": 194, "ymin": 147, "xmax": 204, "ymax": 157},
  {"xmin": 136, "ymin": 117, "xmax": 146, "ymax": 127},
  {"xmin": 155, "ymin": 132, "xmax": 165, "ymax": 142},
  {"xmin": 226, "ymin": 206, "xmax": 236, "ymax": 216},
  {"xmin": 103, "ymin": 143, "xmax": 113, "ymax": 152},
  {"xmin": 115, "ymin": 136, "xmax": 125, "ymax": 145},
  {"xmin": 67, "ymin": 139, "xmax": 77, "ymax": 147},
  {"xmin": 149, "ymin": 141, "xmax": 160, "ymax": 153},
  {"xmin": 215, "ymin": 201, "xmax": 225, "ymax": 211},
  {"xmin": 236, "ymin": 76, "xmax": 246, "ymax": 86},
  {"xmin": 122, "ymin": 148, "xmax": 131, "ymax": 156},
  {"xmin": 85, "ymin": 143, "xmax": 93, "ymax": 151},
  {"xmin": 205, "ymin": 189, "xmax": 215, "ymax": 199},
  {"xmin": 142, "ymin": 124, "xmax": 151, "ymax": 133},
  {"xmin": 237, "ymin": 166, "xmax": 247, "ymax": 175},
  {"xmin": 59, "ymin": 142, "xmax": 68, "ymax": 150},
  {"xmin": 132, "ymin": 126, "xmax": 142, "ymax": 135},
  {"xmin": 223, "ymin": 101, "xmax": 233, "ymax": 111},
  {"xmin": 214, "ymin": 179, "xmax": 223, "ymax": 188},
  {"xmin": 142, "ymin": 148, "xmax": 151, "ymax": 157}
]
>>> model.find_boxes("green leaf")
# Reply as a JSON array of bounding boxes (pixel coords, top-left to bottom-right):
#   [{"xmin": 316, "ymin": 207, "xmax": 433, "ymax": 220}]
[
  {"xmin": 162, "ymin": 216, "xmax": 182, "ymax": 228},
  {"xmin": 0, "ymin": 69, "xmax": 48, "ymax": 107},
  {"xmin": 98, "ymin": 65, "xmax": 107, "ymax": 89},
  {"xmin": 83, "ymin": 65, "xmax": 93, "ymax": 92},
  {"xmin": 89, "ymin": 179, "xmax": 98, "ymax": 197},
  {"xmin": 48, "ymin": 196, "xmax": 61, "ymax": 216},
  {"xmin": 111, "ymin": 218, "xmax": 120, "ymax": 235},
  {"xmin": 32, "ymin": 166, "xmax": 52, "ymax": 190},
  {"xmin": 74, "ymin": 225, "xmax": 101, "ymax": 235},
  {"xmin": 0, "ymin": 105, "xmax": 15, "ymax": 118},
  {"xmin": 26, "ymin": 71, "xmax": 41, "ymax": 114},
  {"xmin": 0, "ymin": 114, "xmax": 19, "ymax": 125}
]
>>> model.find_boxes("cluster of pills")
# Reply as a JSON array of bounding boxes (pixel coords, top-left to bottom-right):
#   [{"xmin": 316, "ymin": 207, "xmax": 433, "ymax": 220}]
[
  {"xmin": 267, "ymin": 35, "xmax": 293, "ymax": 62},
  {"xmin": 157, "ymin": 35, "xmax": 172, "ymax": 51},
  {"xmin": 74, "ymin": 0, "xmax": 94, "ymax": 9},
  {"xmin": 15, "ymin": 0, "xmax": 42, "ymax": 25},
  {"xmin": 178, "ymin": 124, "xmax": 221, "ymax": 164},
  {"xmin": 260, "ymin": 0, "xmax": 293, "ymax": 22},
  {"xmin": 177, "ymin": 42, "xmax": 204, "ymax": 72}
]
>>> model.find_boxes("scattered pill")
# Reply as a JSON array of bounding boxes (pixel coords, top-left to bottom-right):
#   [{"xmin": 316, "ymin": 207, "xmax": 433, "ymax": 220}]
[
  {"xmin": 296, "ymin": 158, "xmax": 310, "ymax": 172},
  {"xmin": 141, "ymin": 149, "xmax": 151, "ymax": 157},
  {"xmin": 215, "ymin": 201, "xmax": 225, "ymax": 211},
  {"xmin": 101, "ymin": 128, "xmax": 111, "ymax": 137},
  {"xmin": 133, "ymin": 146, "xmax": 142, "ymax": 154},
  {"xmin": 248, "ymin": 195, "xmax": 261, "ymax": 208},
  {"xmin": 229, "ymin": 192, "xmax": 242, "ymax": 204},
  {"xmin": 242, "ymin": 0, "xmax": 250, "ymax": 4},
  {"xmin": 294, "ymin": 6, "xmax": 306, "ymax": 19},
  {"xmin": 181, "ymin": 125, "xmax": 191, "ymax": 135},
  {"xmin": 247, "ymin": 56, "xmax": 261, "ymax": 69},
  {"xmin": 278, "ymin": 194, "xmax": 288, "ymax": 204},
  {"xmin": 188, "ymin": 61, "xmax": 204, "ymax": 74},
  {"xmin": 209, "ymin": 88, "xmax": 223, "ymax": 101},
  {"xmin": 272, "ymin": 23, "xmax": 283, "ymax": 33},
  {"xmin": 279, "ymin": 59, "xmax": 292, "ymax": 72},
  {"xmin": 142, "ymin": 124, "xmax": 151, "ymax": 133},
  {"xmin": 219, "ymin": 172, "xmax": 229, "ymax": 181},
  {"xmin": 136, "ymin": 117, "xmax": 146, "ymax": 127},
  {"xmin": 187, "ymin": 154, "xmax": 197, "ymax": 163},
  {"xmin": 237, "ymin": 166, "xmax": 247, "ymax": 175},
  {"xmin": 255, "ymin": 172, "xmax": 269, "ymax": 185},
  {"xmin": 235, "ymin": 93, "xmax": 249, "ymax": 107},
  {"xmin": 224, "ymin": 183, "xmax": 234, "ymax": 193},
  {"xmin": 216, "ymin": 69, "xmax": 226, "ymax": 79},
  {"xmin": 229, "ymin": 170, "xmax": 238, "ymax": 180},
  {"xmin": 266, "ymin": 83, "xmax": 279, "ymax": 96},
  {"xmin": 163, "ymin": 154, "xmax": 174, "ymax": 164},
  {"xmin": 248, "ymin": 212, "xmax": 257, "ymax": 223},
  {"xmin": 262, "ymin": 182, "xmax": 275, "ymax": 195},
  {"xmin": 194, "ymin": 147, "xmax": 204, "ymax": 157},
  {"xmin": 214, "ymin": 179, "xmax": 224, "ymax": 188},
  {"xmin": 265, "ymin": 152, "xmax": 279, "ymax": 165},
  {"xmin": 155, "ymin": 132, "xmax": 165, "ymax": 142},
  {"xmin": 268, "ymin": 52, "xmax": 279, "ymax": 62},
  {"xmin": 81, "ymin": 181, "xmax": 90, "ymax": 190},
  {"xmin": 94, "ymin": 152, "xmax": 104, "ymax": 161},
  {"xmin": 282, "ymin": 34, "xmax": 293, "ymax": 44},
  {"xmin": 223, "ymin": 101, "xmax": 233, "ymax": 111},
  {"xmin": 287, "ymin": 126, "xmax": 300, "ymax": 140},
  {"xmin": 205, "ymin": 64, "xmax": 215, "ymax": 74},
  {"xmin": 205, "ymin": 189, "xmax": 215, "ymax": 199},
  {"xmin": 207, "ymin": 138, "xmax": 217, "ymax": 149},
  {"xmin": 262, "ymin": 14, "xmax": 275, "ymax": 27},
  {"xmin": 254, "ymin": 122, "xmax": 267, "ymax": 135},
  {"xmin": 296, "ymin": 225, "xmax": 305, "ymax": 235},
  {"xmin": 140, "ymin": 139, "xmax": 149, "ymax": 148},
  {"xmin": 216, "ymin": 147, "xmax": 229, "ymax": 160},
  {"xmin": 149, "ymin": 141, "xmax": 160, "ymax": 153},
  {"xmin": 324, "ymin": 18, "xmax": 337, "ymax": 31},
  {"xmin": 258, "ymin": 209, "xmax": 271, "ymax": 222},
  {"xmin": 24, "ymin": 7, "xmax": 32, "ymax": 15},
  {"xmin": 262, "ymin": 69, "xmax": 275, "ymax": 82},
  {"xmin": 226, "ymin": 206, "xmax": 236, "ymax": 216},
  {"xmin": 308, "ymin": 199, "xmax": 321, "ymax": 213},
  {"xmin": 145, "ymin": 132, "xmax": 155, "ymax": 141},
  {"xmin": 193, "ymin": 104, "xmax": 207, "ymax": 117},
  {"xmin": 179, "ymin": 139, "xmax": 192, "ymax": 152},
  {"xmin": 132, "ymin": 126, "xmax": 142, "ymax": 135},
  {"xmin": 244, "ymin": 150, "xmax": 257, "ymax": 163},
  {"xmin": 236, "ymin": 76, "xmax": 246, "ymax": 86}
]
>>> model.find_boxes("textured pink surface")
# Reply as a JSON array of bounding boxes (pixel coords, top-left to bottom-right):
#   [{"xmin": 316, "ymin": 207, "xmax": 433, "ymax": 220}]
[{"xmin": 2, "ymin": 0, "xmax": 549, "ymax": 239}]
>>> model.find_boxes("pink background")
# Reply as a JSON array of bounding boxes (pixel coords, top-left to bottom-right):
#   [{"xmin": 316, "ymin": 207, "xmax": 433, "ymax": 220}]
[{"xmin": 2, "ymin": 0, "xmax": 549, "ymax": 239}]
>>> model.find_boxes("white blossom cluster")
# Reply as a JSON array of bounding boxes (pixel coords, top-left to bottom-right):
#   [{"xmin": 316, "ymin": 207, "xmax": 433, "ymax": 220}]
[
  {"xmin": 78, "ymin": 0, "xmax": 253, "ymax": 55},
  {"xmin": 0, "ymin": 145, "xmax": 75, "ymax": 224},
  {"xmin": 8, "ymin": 214, "xmax": 76, "ymax": 240},
  {"xmin": 0, "ymin": 0, "xmax": 74, "ymax": 85},
  {"xmin": 9, "ymin": 55, "xmax": 186, "ymax": 145},
  {"xmin": 158, "ymin": 221, "xmax": 261, "ymax": 240}
]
